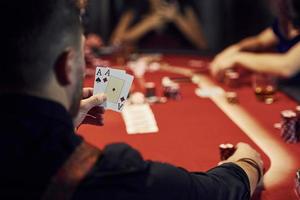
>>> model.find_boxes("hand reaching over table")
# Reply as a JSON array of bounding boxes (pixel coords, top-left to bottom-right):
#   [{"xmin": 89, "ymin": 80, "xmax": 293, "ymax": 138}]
[{"xmin": 220, "ymin": 142, "xmax": 264, "ymax": 195}]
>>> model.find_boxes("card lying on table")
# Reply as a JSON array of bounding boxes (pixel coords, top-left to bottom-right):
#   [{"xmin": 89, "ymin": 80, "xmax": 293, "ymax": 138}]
[
  {"xmin": 93, "ymin": 66, "xmax": 134, "ymax": 112},
  {"xmin": 122, "ymin": 103, "xmax": 158, "ymax": 134}
]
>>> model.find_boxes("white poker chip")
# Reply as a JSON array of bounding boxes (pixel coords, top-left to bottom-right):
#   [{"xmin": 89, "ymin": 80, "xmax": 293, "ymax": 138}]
[
  {"xmin": 273, "ymin": 123, "xmax": 282, "ymax": 129},
  {"xmin": 162, "ymin": 76, "xmax": 172, "ymax": 87},
  {"xmin": 130, "ymin": 92, "xmax": 145, "ymax": 104}
]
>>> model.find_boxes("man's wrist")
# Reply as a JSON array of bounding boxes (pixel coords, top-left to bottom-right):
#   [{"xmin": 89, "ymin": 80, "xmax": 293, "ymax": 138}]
[{"xmin": 236, "ymin": 158, "xmax": 262, "ymax": 184}]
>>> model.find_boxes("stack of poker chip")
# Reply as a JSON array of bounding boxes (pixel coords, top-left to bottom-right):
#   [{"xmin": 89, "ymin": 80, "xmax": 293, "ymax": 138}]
[
  {"xmin": 280, "ymin": 110, "xmax": 299, "ymax": 143},
  {"xmin": 162, "ymin": 77, "xmax": 181, "ymax": 100},
  {"xmin": 224, "ymin": 70, "xmax": 240, "ymax": 88},
  {"xmin": 145, "ymin": 82, "xmax": 156, "ymax": 98},
  {"xmin": 219, "ymin": 143, "xmax": 236, "ymax": 161},
  {"xmin": 225, "ymin": 92, "xmax": 238, "ymax": 104},
  {"xmin": 295, "ymin": 170, "xmax": 300, "ymax": 198}
]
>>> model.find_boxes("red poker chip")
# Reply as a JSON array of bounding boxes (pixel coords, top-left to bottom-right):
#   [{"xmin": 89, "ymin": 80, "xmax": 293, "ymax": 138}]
[
  {"xmin": 280, "ymin": 110, "xmax": 299, "ymax": 143},
  {"xmin": 219, "ymin": 143, "xmax": 236, "ymax": 161}
]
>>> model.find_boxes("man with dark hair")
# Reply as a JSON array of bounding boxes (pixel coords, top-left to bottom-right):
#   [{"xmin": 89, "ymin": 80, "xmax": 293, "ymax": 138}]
[{"xmin": 0, "ymin": 0, "xmax": 263, "ymax": 199}]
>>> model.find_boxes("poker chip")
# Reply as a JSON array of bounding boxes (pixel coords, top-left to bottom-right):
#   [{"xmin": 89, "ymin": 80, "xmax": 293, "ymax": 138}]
[
  {"xmin": 266, "ymin": 85, "xmax": 275, "ymax": 93},
  {"xmin": 280, "ymin": 110, "xmax": 299, "ymax": 143},
  {"xmin": 158, "ymin": 97, "xmax": 167, "ymax": 103},
  {"xmin": 162, "ymin": 77, "xmax": 181, "ymax": 100},
  {"xmin": 219, "ymin": 143, "xmax": 236, "ymax": 161},
  {"xmin": 295, "ymin": 170, "xmax": 300, "ymax": 198},
  {"xmin": 273, "ymin": 123, "xmax": 282, "ymax": 129},
  {"xmin": 281, "ymin": 110, "xmax": 296, "ymax": 118},
  {"xmin": 225, "ymin": 92, "xmax": 238, "ymax": 104},
  {"xmin": 253, "ymin": 83, "xmax": 277, "ymax": 104},
  {"xmin": 145, "ymin": 82, "xmax": 156, "ymax": 98},
  {"xmin": 264, "ymin": 97, "xmax": 275, "ymax": 104},
  {"xmin": 295, "ymin": 106, "xmax": 300, "ymax": 141},
  {"xmin": 145, "ymin": 96, "xmax": 168, "ymax": 104},
  {"xmin": 224, "ymin": 70, "xmax": 240, "ymax": 88},
  {"xmin": 163, "ymin": 84, "xmax": 181, "ymax": 100},
  {"xmin": 130, "ymin": 92, "xmax": 146, "ymax": 104},
  {"xmin": 162, "ymin": 76, "xmax": 173, "ymax": 87}
]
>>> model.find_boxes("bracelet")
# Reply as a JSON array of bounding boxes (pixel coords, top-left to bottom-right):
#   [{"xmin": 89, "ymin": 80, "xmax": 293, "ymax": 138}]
[{"xmin": 237, "ymin": 158, "xmax": 262, "ymax": 184}]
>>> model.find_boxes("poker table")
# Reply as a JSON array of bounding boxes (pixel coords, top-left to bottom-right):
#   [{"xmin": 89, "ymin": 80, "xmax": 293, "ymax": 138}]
[{"xmin": 79, "ymin": 54, "xmax": 300, "ymax": 200}]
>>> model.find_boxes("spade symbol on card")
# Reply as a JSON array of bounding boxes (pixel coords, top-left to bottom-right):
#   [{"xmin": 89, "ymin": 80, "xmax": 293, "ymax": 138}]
[{"xmin": 96, "ymin": 77, "xmax": 101, "ymax": 83}]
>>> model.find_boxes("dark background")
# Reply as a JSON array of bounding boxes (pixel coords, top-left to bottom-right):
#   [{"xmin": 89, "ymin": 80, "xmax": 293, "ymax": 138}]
[{"xmin": 83, "ymin": 0, "xmax": 274, "ymax": 54}]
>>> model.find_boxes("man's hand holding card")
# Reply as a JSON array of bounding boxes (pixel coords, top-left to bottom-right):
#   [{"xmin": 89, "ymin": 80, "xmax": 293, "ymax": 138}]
[
  {"xmin": 93, "ymin": 66, "xmax": 134, "ymax": 112},
  {"xmin": 74, "ymin": 87, "xmax": 107, "ymax": 128}
]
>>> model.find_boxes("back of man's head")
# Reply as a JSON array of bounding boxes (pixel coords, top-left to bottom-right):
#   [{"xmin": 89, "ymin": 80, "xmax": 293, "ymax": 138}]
[{"xmin": 0, "ymin": 0, "xmax": 82, "ymax": 91}]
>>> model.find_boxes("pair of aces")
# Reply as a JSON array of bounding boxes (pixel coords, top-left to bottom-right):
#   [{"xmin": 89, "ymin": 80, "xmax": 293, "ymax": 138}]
[{"xmin": 93, "ymin": 66, "xmax": 134, "ymax": 112}]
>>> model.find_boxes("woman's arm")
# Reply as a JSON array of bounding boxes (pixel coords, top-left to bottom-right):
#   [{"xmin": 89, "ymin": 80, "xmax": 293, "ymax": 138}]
[
  {"xmin": 212, "ymin": 28, "xmax": 279, "ymax": 66},
  {"xmin": 120, "ymin": 14, "xmax": 165, "ymax": 43},
  {"xmin": 172, "ymin": 7, "xmax": 207, "ymax": 49},
  {"xmin": 110, "ymin": 10, "xmax": 165, "ymax": 45},
  {"xmin": 234, "ymin": 42, "xmax": 300, "ymax": 77},
  {"xmin": 237, "ymin": 28, "xmax": 279, "ymax": 52},
  {"xmin": 110, "ymin": 11, "xmax": 134, "ymax": 45},
  {"xmin": 211, "ymin": 42, "xmax": 300, "ymax": 77}
]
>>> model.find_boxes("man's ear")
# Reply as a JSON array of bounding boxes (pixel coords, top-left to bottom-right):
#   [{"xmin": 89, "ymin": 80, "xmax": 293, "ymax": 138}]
[{"xmin": 54, "ymin": 49, "xmax": 75, "ymax": 86}]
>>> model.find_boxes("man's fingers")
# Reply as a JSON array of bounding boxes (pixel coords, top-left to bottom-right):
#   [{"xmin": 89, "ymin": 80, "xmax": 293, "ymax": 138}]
[
  {"xmin": 218, "ymin": 161, "xmax": 225, "ymax": 166},
  {"xmin": 81, "ymin": 93, "xmax": 107, "ymax": 111},
  {"xmin": 88, "ymin": 106, "xmax": 105, "ymax": 116},
  {"xmin": 235, "ymin": 142, "xmax": 250, "ymax": 149},
  {"xmin": 82, "ymin": 116, "xmax": 104, "ymax": 126},
  {"xmin": 82, "ymin": 87, "xmax": 94, "ymax": 99}
]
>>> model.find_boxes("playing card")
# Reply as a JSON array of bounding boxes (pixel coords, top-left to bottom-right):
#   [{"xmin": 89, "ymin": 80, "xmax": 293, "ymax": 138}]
[
  {"xmin": 122, "ymin": 103, "xmax": 158, "ymax": 134},
  {"xmin": 93, "ymin": 66, "xmax": 126, "ymax": 108},
  {"xmin": 94, "ymin": 67, "xmax": 108, "ymax": 95},
  {"xmin": 94, "ymin": 67, "xmax": 125, "ymax": 93},
  {"xmin": 105, "ymin": 72, "xmax": 134, "ymax": 112}
]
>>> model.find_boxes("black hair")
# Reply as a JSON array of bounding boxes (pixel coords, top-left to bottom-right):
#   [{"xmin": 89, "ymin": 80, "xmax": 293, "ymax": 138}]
[{"xmin": 0, "ymin": 0, "xmax": 82, "ymax": 91}]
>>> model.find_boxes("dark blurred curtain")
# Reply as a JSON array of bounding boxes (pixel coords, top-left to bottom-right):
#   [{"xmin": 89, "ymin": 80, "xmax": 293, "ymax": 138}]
[
  {"xmin": 84, "ymin": 0, "xmax": 274, "ymax": 53},
  {"xmin": 196, "ymin": 0, "xmax": 273, "ymax": 53},
  {"xmin": 84, "ymin": 0, "xmax": 110, "ymax": 42},
  {"xmin": 84, "ymin": 0, "xmax": 125, "ymax": 43},
  {"xmin": 221, "ymin": 0, "xmax": 274, "ymax": 47}
]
